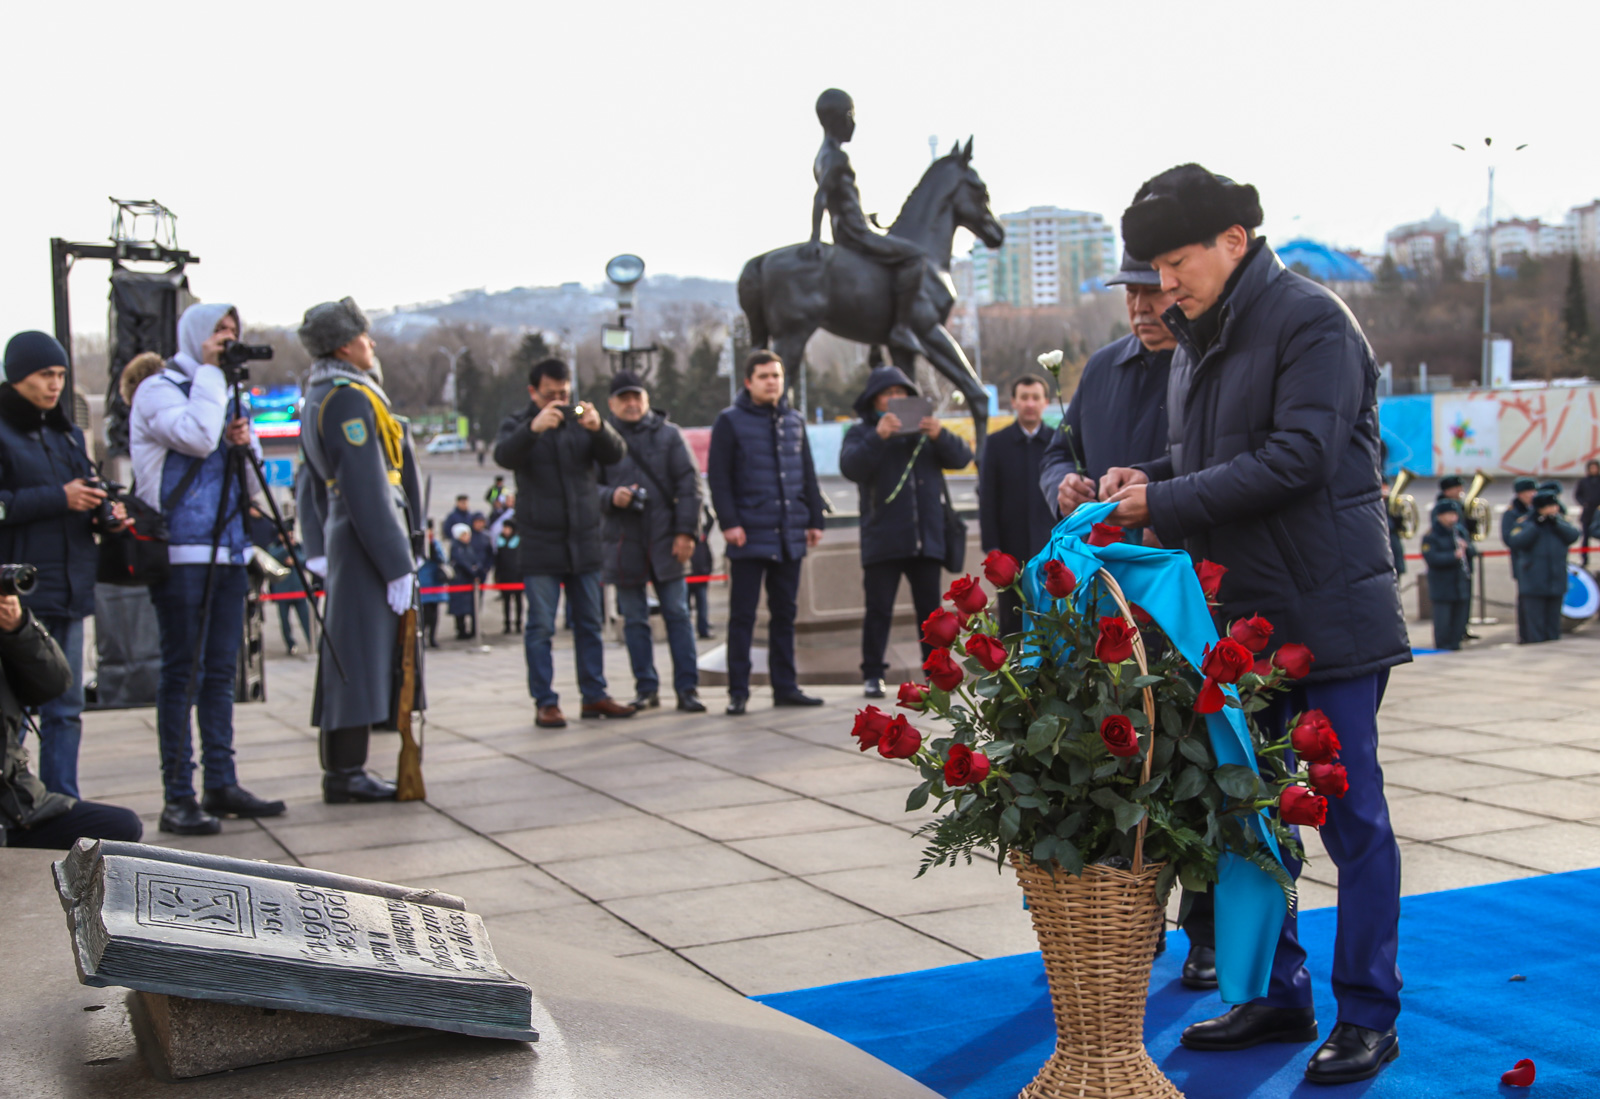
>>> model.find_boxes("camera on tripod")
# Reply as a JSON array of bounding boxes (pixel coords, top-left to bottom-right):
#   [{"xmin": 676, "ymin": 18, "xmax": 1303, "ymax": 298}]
[
  {"xmin": 218, "ymin": 338, "xmax": 274, "ymax": 384},
  {"xmin": 0, "ymin": 564, "xmax": 38, "ymax": 597}
]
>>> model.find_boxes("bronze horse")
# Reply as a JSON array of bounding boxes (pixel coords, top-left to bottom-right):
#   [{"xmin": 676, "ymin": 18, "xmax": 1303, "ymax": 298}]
[{"xmin": 737, "ymin": 139, "xmax": 1005, "ymax": 451}]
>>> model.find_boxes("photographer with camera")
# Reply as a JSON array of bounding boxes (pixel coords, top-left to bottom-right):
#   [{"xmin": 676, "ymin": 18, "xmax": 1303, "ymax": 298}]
[
  {"xmin": 597, "ymin": 371, "xmax": 705, "ymax": 713},
  {"xmin": 129, "ymin": 302, "xmax": 284, "ymax": 835},
  {"xmin": 0, "ymin": 332, "xmax": 126, "ymax": 798},
  {"xmin": 0, "ymin": 586, "xmax": 142, "ymax": 848},
  {"xmin": 494, "ymin": 357, "xmax": 632, "ymax": 728}
]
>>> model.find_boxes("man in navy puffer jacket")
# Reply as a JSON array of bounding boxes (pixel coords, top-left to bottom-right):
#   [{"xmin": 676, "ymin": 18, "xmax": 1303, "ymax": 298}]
[
  {"xmin": 707, "ymin": 351, "xmax": 826, "ymax": 714},
  {"xmin": 129, "ymin": 302, "xmax": 284, "ymax": 836}
]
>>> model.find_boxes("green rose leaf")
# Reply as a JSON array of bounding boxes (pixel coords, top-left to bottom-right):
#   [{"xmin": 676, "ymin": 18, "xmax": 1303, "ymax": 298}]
[
  {"xmin": 1032, "ymin": 834, "xmax": 1057, "ymax": 864},
  {"xmin": 1173, "ymin": 765, "xmax": 1208, "ymax": 801},
  {"xmin": 1026, "ymin": 715, "xmax": 1060, "ymax": 756},
  {"xmin": 906, "ymin": 779, "xmax": 934, "ymax": 812},
  {"xmin": 1177, "ymin": 735, "xmax": 1215, "ymax": 768},
  {"xmin": 1114, "ymin": 799, "xmax": 1147, "ymax": 834},
  {"xmin": 1129, "ymin": 674, "xmax": 1164, "ymax": 689},
  {"xmin": 1010, "ymin": 772, "xmax": 1037, "ymax": 795},
  {"xmin": 1089, "ymin": 787, "xmax": 1127, "ymax": 811},
  {"xmin": 1055, "ymin": 838, "xmax": 1085, "ymax": 877},
  {"xmin": 1000, "ymin": 804, "xmax": 1022, "ymax": 841},
  {"xmin": 1131, "ymin": 772, "xmax": 1167, "ymax": 800},
  {"xmin": 1055, "ymin": 811, "xmax": 1083, "ymax": 839},
  {"xmin": 1214, "ymin": 764, "xmax": 1262, "ymax": 800}
]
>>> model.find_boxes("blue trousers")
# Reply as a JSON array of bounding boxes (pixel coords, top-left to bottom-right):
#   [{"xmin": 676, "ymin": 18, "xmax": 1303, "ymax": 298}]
[
  {"xmin": 524, "ymin": 572, "xmax": 607, "ymax": 708},
  {"xmin": 1259, "ymin": 668, "xmax": 1402, "ymax": 1031},
  {"xmin": 32, "ymin": 615, "xmax": 85, "ymax": 798},
  {"xmin": 616, "ymin": 577, "xmax": 699, "ymax": 698},
  {"xmin": 150, "ymin": 564, "xmax": 246, "ymax": 801}
]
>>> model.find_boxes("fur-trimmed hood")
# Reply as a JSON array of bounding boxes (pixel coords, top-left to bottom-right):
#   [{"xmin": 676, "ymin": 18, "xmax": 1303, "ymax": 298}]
[{"xmin": 118, "ymin": 351, "xmax": 167, "ymax": 405}]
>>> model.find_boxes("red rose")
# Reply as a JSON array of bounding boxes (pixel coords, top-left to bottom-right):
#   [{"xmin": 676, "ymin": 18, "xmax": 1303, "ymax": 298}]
[
  {"xmin": 1290, "ymin": 711, "xmax": 1341, "ymax": 763},
  {"xmin": 982, "ymin": 550, "xmax": 1021, "ymax": 588},
  {"xmin": 1272, "ymin": 643, "xmax": 1315, "ymax": 679},
  {"xmin": 1200, "ymin": 638, "xmax": 1254, "ymax": 685},
  {"xmin": 945, "ymin": 575, "xmax": 988, "ymax": 616},
  {"xmin": 921, "ymin": 608, "xmax": 962, "ymax": 649},
  {"xmin": 896, "ymin": 681, "xmax": 929, "ymax": 710},
  {"xmin": 1279, "ymin": 785, "xmax": 1328, "ymax": 826},
  {"xmin": 923, "ymin": 648, "xmax": 964, "ymax": 691},
  {"xmin": 1308, "ymin": 761, "xmax": 1349, "ymax": 799},
  {"xmin": 877, "ymin": 715, "xmax": 923, "ymax": 759},
  {"xmin": 1229, "ymin": 615, "xmax": 1274, "ymax": 653},
  {"xmin": 1501, "ymin": 1059, "xmax": 1536, "ymax": 1088},
  {"xmin": 1042, "ymin": 560, "xmax": 1077, "ymax": 599},
  {"xmin": 1087, "ymin": 522, "xmax": 1123, "ymax": 547},
  {"xmin": 963, "ymin": 632, "xmax": 1008, "ymax": 673},
  {"xmin": 1094, "ymin": 616, "xmax": 1138, "ymax": 664},
  {"xmin": 850, "ymin": 706, "xmax": 892, "ymax": 752},
  {"xmin": 1099, "ymin": 714, "xmax": 1140, "ymax": 757},
  {"xmin": 1130, "ymin": 603, "xmax": 1153, "ymax": 626},
  {"xmin": 943, "ymin": 742, "xmax": 992, "ymax": 786},
  {"xmin": 1251, "ymin": 656, "xmax": 1273, "ymax": 678},
  {"xmin": 1195, "ymin": 559, "xmax": 1228, "ymax": 601},
  {"xmin": 1195, "ymin": 676, "xmax": 1226, "ymax": 714}
]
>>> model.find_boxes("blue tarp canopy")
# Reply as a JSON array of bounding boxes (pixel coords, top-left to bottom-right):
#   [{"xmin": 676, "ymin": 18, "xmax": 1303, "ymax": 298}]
[{"xmin": 1277, "ymin": 237, "xmax": 1373, "ymax": 283}]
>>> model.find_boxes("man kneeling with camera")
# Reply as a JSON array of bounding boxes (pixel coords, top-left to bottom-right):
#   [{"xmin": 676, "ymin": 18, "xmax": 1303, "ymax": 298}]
[{"xmin": 0, "ymin": 579, "xmax": 142, "ymax": 848}]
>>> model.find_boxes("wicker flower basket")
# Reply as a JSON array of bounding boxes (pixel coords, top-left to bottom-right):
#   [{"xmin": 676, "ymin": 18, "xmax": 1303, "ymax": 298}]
[{"xmin": 1009, "ymin": 569, "xmax": 1184, "ymax": 1099}]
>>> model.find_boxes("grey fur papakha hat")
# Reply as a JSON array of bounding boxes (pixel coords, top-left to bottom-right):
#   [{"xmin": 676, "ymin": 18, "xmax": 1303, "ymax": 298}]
[{"xmin": 297, "ymin": 297, "xmax": 370, "ymax": 358}]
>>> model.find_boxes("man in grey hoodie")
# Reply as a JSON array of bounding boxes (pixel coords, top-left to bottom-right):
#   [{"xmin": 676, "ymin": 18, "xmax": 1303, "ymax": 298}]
[{"xmin": 128, "ymin": 302, "xmax": 284, "ymax": 835}]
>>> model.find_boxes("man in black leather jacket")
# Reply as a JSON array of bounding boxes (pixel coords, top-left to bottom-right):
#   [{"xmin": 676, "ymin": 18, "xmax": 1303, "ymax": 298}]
[
  {"xmin": 0, "ymin": 590, "xmax": 142, "ymax": 849},
  {"xmin": 1102, "ymin": 165, "xmax": 1409, "ymax": 1085}
]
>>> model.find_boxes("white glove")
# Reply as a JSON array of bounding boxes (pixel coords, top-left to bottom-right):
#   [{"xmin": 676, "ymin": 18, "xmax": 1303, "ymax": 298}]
[
  {"xmin": 305, "ymin": 555, "xmax": 328, "ymax": 578},
  {"xmin": 386, "ymin": 573, "xmax": 415, "ymax": 616}
]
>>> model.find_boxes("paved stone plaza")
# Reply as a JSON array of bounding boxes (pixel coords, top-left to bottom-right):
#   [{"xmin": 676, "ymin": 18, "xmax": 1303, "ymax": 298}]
[{"xmin": 73, "ymin": 623, "xmax": 1600, "ymax": 999}]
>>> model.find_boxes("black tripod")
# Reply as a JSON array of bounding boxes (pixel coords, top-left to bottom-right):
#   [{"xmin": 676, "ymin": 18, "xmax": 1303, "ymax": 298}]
[{"xmin": 185, "ymin": 361, "xmax": 344, "ymax": 703}]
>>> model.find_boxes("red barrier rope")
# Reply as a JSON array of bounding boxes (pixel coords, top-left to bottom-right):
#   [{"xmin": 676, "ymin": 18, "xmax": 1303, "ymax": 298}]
[{"xmin": 258, "ymin": 574, "xmax": 730, "ymax": 602}]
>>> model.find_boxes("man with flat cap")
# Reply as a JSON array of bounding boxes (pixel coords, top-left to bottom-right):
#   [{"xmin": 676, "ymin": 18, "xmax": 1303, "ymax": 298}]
[
  {"xmin": 296, "ymin": 298, "xmax": 423, "ymax": 803},
  {"xmin": 1099, "ymin": 165, "xmax": 1409, "ymax": 1084}
]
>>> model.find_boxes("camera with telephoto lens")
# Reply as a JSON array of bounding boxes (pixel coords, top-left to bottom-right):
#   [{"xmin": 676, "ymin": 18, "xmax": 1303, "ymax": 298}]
[
  {"xmin": 0, "ymin": 564, "xmax": 37, "ymax": 597},
  {"xmin": 217, "ymin": 338, "xmax": 274, "ymax": 383},
  {"xmin": 625, "ymin": 484, "xmax": 649, "ymax": 514}
]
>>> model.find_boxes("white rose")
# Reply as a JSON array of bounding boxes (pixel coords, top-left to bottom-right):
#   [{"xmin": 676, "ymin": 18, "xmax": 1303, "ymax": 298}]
[{"xmin": 1037, "ymin": 350, "xmax": 1065, "ymax": 370}]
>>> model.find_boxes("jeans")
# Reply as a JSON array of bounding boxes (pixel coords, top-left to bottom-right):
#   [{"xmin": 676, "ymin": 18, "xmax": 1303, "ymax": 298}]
[
  {"xmin": 33, "ymin": 615, "xmax": 85, "ymax": 798},
  {"xmin": 150, "ymin": 564, "xmax": 246, "ymax": 801},
  {"xmin": 727, "ymin": 556, "xmax": 802, "ymax": 697},
  {"xmin": 277, "ymin": 597, "xmax": 311, "ymax": 650},
  {"xmin": 616, "ymin": 577, "xmax": 699, "ymax": 698},
  {"xmin": 3, "ymin": 799, "xmax": 143, "ymax": 850},
  {"xmin": 860, "ymin": 557, "xmax": 943, "ymax": 680},
  {"xmin": 689, "ymin": 582, "xmax": 711, "ymax": 636},
  {"xmin": 524, "ymin": 572, "xmax": 607, "ymax": 707}
]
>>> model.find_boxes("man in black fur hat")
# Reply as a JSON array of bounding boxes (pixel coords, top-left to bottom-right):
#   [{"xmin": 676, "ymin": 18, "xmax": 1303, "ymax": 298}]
[{"xmin": 1099, "ymin": 165, "xmax": 1409, "ymax": 1085}]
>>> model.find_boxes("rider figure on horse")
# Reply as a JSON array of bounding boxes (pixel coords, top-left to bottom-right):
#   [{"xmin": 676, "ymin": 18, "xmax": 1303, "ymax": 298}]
[{"xmin": 804, "ymin": 88, "xmax": 928, "ymax": 361}]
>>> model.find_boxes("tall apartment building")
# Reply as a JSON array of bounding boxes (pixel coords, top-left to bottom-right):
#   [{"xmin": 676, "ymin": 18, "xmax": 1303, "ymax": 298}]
[
  {"xmin": 1466, "ymin": 217, "xmax": 1579, "ymax": 274},
  {"xmin": 1567, "ymin": 200, "xmax": 1600, "ymax": 258},
  {"xmin": 1384, "ymin": 211, "xmax": 1462, "ymax": 277},
  {"xmin": 969, "ymin": 206, "xmax": 1117, "ymax": 306}
]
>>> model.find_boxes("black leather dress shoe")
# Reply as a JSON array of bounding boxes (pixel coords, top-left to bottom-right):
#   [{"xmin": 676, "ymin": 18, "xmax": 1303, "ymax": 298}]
[
  {"xmin": 1181, "ymin": 1004, "xmax": 1318, "ymax": 1051},
  {"xmin": 630, "ymin": 692, "xmax": 660, "ymax": 710},
  {"xmin": 677, "ymin": 692, "xmax": 707, "ymax": 713},
  {"xmin": 863, "ymin": 678, "xmax": 885, "ymax": 699},
  {"xmin": 159, "ymin": 798, "xmax": 221, "ymax": 835},
  {"xmin": 323, "ymin": 768, "xmax": 398, "ymax": 804},
  {"xmin": 726, "ymin": 694, "xmax": 748, "ymax": 716},
  {"xmin": 1182, "ymin": 944, "xmax": 1218, "ymax": 989},
  {"xmin": 1304, "ymin": 1023, "xmax": 1398, "ymax": 1084},
  {"xmin": 201, "ymin": 784, "xmax": 287, "ymax": 819},
  {"xmin": 774, "ymin": 690, "xmax": 824, "ymax": 707}
]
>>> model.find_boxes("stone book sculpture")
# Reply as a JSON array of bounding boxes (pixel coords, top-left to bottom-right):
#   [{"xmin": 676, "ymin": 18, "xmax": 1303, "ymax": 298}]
[{"xmin": 53, "ymin": 839, "xmax": 538, "ymax": 1043}]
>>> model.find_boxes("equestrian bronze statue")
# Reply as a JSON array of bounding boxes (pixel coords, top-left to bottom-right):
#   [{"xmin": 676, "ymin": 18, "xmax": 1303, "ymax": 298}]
[{"xmin": 738, "ymin": 88, "xmax": 1005, "ymax": 452}]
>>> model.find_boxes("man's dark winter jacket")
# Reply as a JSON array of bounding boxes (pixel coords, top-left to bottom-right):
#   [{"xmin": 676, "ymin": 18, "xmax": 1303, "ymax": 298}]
[
  {"xmin": 597, "ymin": 409, "xmax": 702, "ymax": 585},
  {"xmin": 981, "ymin": 421, "xmax": 1055, "ymax": 563},
  {"xmin": 707, "ymin": 390, "xmax": 824, "ymax": 561},
  {"xmin": 1134, "ymin": 240, "xmax": 1410, "ymax": 684},
  {"xmin": 0, "ymin": 610, "xmax": 74, "ymax": 830},
  {"xmin": 493, "ymin": 404, "xmax": 626, "ymax": 576},
  {"xmin": 1421, "ymin": 519, "xmax": 1474, "ymax": 602},
  {"xmin": 841, "ymin": 367, "xmax": 972, "ymax": 568},
  {"xmin": 1501, "ymin": 499, "xmax": 1529, "ymax": 579},
  {"xmin": 1506, "ymin": 510, "xmax": 1579, "ymax": 597},
  {"xmin": 0, "ymin": 385, "xmax": 98, "ymax": 620},
  {"xmin": 1040, "ymin": 335, "xmax": 1172, "ymax": 515}
]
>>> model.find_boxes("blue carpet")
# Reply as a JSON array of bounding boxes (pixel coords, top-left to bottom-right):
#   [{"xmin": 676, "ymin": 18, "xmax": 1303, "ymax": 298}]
[{"xmin": 757, "ymin": 869, "xmax": 1600, "ymax": 1098}]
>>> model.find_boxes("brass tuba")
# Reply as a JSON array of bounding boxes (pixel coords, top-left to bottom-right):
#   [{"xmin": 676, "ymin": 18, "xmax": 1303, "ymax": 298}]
[
  {"xmin": 1463, "ymin": 470, "xmax": 1494, "ymax": 542},
  {"xmin": 1387, "ymin": 468, "xmax": 1419, "ymax": 540}
]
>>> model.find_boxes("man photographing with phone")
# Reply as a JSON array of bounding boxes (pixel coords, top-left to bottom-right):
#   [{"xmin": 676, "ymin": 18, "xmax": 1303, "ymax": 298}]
[{"xmin": 495, "ymin": 357, "xmax": 633, "ymax": 728}]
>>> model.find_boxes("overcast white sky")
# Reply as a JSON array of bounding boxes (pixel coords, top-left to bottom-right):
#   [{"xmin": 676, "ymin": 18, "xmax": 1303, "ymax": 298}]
[{"xmin": 4, "ymin": 0, "xmax": 1595, "ymax": 336}]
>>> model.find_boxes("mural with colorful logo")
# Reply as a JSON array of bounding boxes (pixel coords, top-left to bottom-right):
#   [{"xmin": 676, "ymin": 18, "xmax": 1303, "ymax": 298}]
[{"xmin": 1379, "ymin": 385, "xmax": 1600, "ymax": 479}]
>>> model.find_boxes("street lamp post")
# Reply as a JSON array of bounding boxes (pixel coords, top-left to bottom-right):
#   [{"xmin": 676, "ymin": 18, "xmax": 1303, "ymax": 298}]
[{"xmin": 1453, "ymin": 138, "xmax": 1527, "ymax": 387}]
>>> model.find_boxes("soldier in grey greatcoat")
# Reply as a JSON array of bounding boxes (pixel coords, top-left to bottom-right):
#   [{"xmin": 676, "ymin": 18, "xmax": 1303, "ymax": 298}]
[{"xmin": 295, "ymin": 298, "xmax": 422, "ymax": 803}]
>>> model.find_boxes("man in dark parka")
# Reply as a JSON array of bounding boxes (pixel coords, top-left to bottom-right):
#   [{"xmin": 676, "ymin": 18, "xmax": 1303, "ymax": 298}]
[
  {"xmin": 1506, "ymin": 490, "xmax": 1579, "ymax": 643},
  {"xmin": 494, "ymin": 357, "xmax": 633, "ymax": 728},
  {"xmin": 840, "ymin": 364, "xmax": 971, "ymax": 696},
  {"xmin": 297, "ymin": 298, "xmax": 420, "ymax": 804},
  {"xmin": 1101, "ymin": 165, "xmax": 1410, "ymax": 1084}
]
